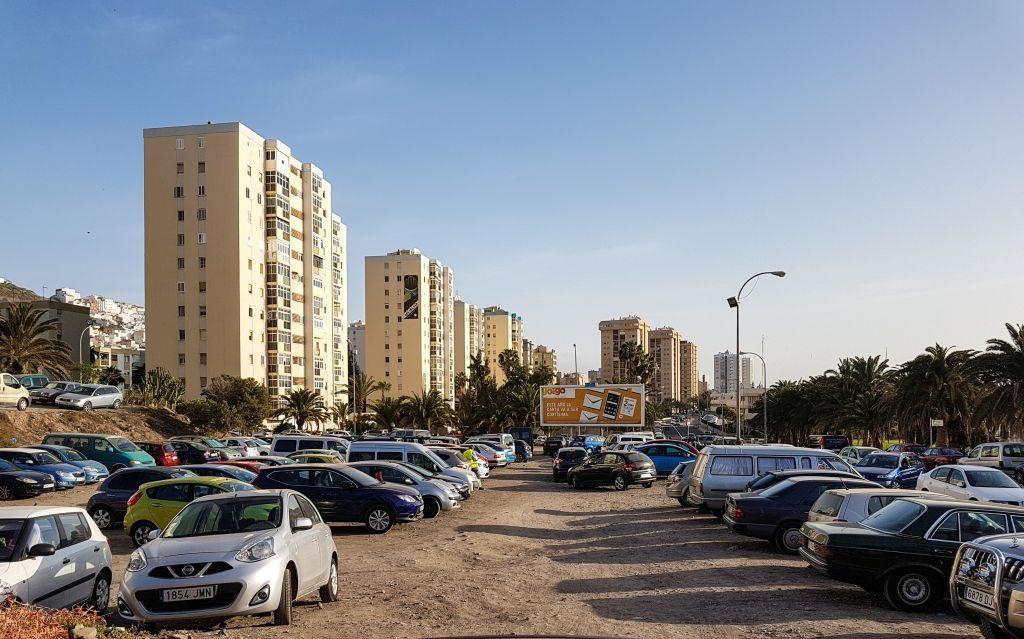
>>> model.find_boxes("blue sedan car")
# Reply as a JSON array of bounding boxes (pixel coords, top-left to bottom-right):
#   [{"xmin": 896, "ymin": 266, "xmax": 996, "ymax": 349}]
[
  {"xmin": 634, "ymin": 443, "xmax": 696, "ymax": 475},
  {"xmin": 0, "ymin": 447, "xmax": 86, "ymax": 489},
  {"xmin": 853, "ymin": 452, "xmax": 924, "ymax": 488},
  {"xmin": 28, "ymin": 444, "xmax": 109, "ymax": 483}
]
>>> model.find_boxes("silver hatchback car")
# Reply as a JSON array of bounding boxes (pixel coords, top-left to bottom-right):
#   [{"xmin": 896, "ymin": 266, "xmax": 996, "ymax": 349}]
[
  {"xmin": 348, "ymin": 460, "xmax": 461, "ymax": 518},
  {"xmin": 55, "ymin": 384, "xmax": 123, "ymax": 410},
  {"xmin": 118, "ymin": 489, "xmax": 338, "ymax": 626}
]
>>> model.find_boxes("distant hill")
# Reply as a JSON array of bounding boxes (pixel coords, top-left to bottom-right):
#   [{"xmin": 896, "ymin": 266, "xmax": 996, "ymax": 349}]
[{"xmin": 0, "ymin": 280, "xmax": 43, "ymax": 303}]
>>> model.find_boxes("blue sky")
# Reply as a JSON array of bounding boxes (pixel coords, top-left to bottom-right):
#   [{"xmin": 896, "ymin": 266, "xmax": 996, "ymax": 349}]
[{"xmin": 2, "ymin": 2, "xmax": 1023, "ymax": 383}]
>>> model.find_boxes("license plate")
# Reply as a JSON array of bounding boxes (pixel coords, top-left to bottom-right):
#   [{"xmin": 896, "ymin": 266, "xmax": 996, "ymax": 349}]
[
  {"xmin": 160, "ymin": 586, "xmax": 216, "ymax": 602},
  {"xmin": 43, "ymin": 484, "xmax": 54, "ymax": 488},
  {"xmin": 964, "ymin": 586, "xmax": 995, "ymax": 609},
  {"xmin": 640, "ymin": 472, "xmax": 653, "ymax": 478}
]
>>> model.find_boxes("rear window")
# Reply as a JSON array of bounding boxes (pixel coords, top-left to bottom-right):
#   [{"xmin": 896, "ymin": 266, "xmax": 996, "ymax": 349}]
[
  {"xmin": 710, "ymin": 456, "xmax": 754, "ymax": 476},
  {"xmin": 811, "ymin": 492, "xmax": 844, "ymax": 517},
  {"xmin": 1003, "ymin": 445, "xmax": 1024, "ymax": 457},
  {"xmin": 559, "ymin": 450, "xmax": 586, "ymax": 460},
  {"xmin": 274, "ymin": 439, "xmax": 298, "ymax": 453},
  {"xmin": 625, "ymin": 453, "xmax": 649, "ymax": 463},
  {"xmin": 861, "ymin": 499, "xmax": 925, "ymax": 533}
]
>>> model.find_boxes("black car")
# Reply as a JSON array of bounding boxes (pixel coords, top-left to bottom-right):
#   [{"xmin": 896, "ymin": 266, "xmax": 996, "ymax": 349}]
[
  {"xmin": 724, "ymin": 475, "xmax": 878, "ymax": 554},
  {"xmin": 0, "ymin": 458, "xmax": 56, "ymax": 499},
  {"xmin": 566, "ymin": 451, "xmax": 656, "ymax": 490},
  {"xmin": 179, "ymin": 464, "xmax": 257, "ymax": 483},
  {"xmin": 543, "ymin": 436, "xmax": 570, "ymax": 456},
  {"xmin": 86, "ymin": 466, "xmax": 195, "ymax": 529},
  {"xmin": 745, "ymin": 468, "xmax": 863, "ymax": 492},
  {"xmin": 552, "ymin": 447, "xmax": 588, "ymax": 482},
  {"xmin": 168, "ymin": 440, "xmax": 220, "ymax": 464},
  {"xmin": 799, "ymin": 497, "xmax": 1024, "ymax": 612}
]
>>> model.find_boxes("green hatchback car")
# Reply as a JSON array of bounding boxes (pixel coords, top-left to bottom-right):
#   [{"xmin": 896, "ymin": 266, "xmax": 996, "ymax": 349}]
[
  {"xmin": 42, "ymin": 433, "xmax": 155, "ymax": 471},
  {"xmin": 123, "ymin": 476, "xmax": 255, "ymax": 546}
]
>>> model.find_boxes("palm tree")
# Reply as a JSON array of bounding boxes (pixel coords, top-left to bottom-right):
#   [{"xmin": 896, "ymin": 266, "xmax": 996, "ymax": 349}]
[
  {"xmin": 504, "ymin": 384, "xmax": 541, "ymax": 431},
  {"xmin": 891, "ymin": 344, "xmax": 978, "ymax": 446},
  {"xmin": 0, "ymin": 303, "xmax": 73, "ymax": 376},
  {"xmin": 341, "ymin": 372, "xmax": 387, "ymax": 433},
  {"xmin": 974, "ymin": 323, "xmax": 1024, "ymax": 440},
  {"xmin": 404, "ymin": 390, "xmax": 450, "ymax": 432},
  {"xmin": 274, "ymin": 388, "xmax": 328, "ymax": 433},
  {"xmin": 330, "ymin": 402, "xmax": 350, "ymax": 430},
  {"xmin": 615, "ymin": 341, "xmax": 657, "ymax": 386},
  {"xmin": 370, "ymin": 396, "xmax": 408, "ymax": 430},
  {"xmin": 98, "ymin": 366, "xmax": 125, "ymax": 386}
]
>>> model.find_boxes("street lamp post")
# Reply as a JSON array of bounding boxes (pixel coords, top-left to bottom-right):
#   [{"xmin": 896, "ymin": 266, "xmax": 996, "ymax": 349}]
[
  {"xmin": 741, "ymin": 351, "xmax": 767, "ymax": 442},
  {"xmin": 573, "ymin": 344, "xmax": 579, "ymax": 377},
  {"xmin": 77, "ymin": 324, "xmax": 92, "ymax": 382},
  {"xmin": 727, "ymin": 271, "xmax": 785, "ymax": 442}
]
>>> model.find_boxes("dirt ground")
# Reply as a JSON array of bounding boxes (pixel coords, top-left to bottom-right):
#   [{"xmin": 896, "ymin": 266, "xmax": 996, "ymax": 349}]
[{"xmin": 24, "ymin": 458, "xmax": 979, "ymax": 639}]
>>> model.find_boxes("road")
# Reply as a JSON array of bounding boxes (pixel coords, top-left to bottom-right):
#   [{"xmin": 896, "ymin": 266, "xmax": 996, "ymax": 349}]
[{"xmin": 28, "ymin": 458, "xmax": 978, "ymax": 638}]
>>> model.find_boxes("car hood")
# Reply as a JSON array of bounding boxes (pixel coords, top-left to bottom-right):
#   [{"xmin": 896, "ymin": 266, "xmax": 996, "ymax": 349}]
[
  {"xmin": 68, "ymin": 461, "xmax": 107, "ymax": 472},
  {"xmin": 146, "ymin": 531, "xmax": 275, "ymax": 560},
  {"xmin": 855, "ymin": 466, "xmax": 897, "ymax": 477},
  {"xmin": 55, "ymin": 392, "xmax": 93, "ymax": 401},
  {"xmin": 370, "ymin": 482, "xmax": 421, "ymax": 497},
  {"xmin": 0, "ymin": 469, "xmax": 52, "ymax": 482},
  {"xmin": 34, "ymin": 463, "xmax": 83, "ymax": 474}
]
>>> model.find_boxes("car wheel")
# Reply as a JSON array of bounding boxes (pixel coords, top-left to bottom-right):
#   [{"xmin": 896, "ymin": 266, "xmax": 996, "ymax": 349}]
[
  {"xmin": 613, "ymin": 475, "xmax": 627, "ymax": 491},
  {"xmin": 571, "ymin": 475, "xmax": 582, "ymax": 490},
  {"xmin": 980, "ymin": 619, "xmax": 1014, "ymax": 639},
  {"xmin": 642, "ymin": 482, "xmax": 653, "ymax": 488},
  {"xmin": 773, "ymin": 524, "xmax": 803, "ymax": 554},
  {"xmin": 0, "ymin": 482, "xmax": 14, "ymax": 501},
  {"xmin": 16, "ymin": 398, "xmax": 28, "ymax": 411},
  {"xmin": 423, "ymin": 497, "xmax": 440, "ymax": 519},
  {"xmin": 89, "ymin": 572, "xmax": 110, "ymax": 612},
  {"xmin": 89, "ymin": 505, "xmax": 114, "ymax": 529},
  {"xmin": 884, "ymin": 569, "xmax": 939, "ymax": 612},
  {"xmin": 319, "ymin": 556, "xmax": 339, "ymax": 603},
  {"xmin": 273, "ymin": 567, "xmax": 293, "ymax": 625},
  {"xmin": 364, "ymin": 506, "xmax": 394, "ymax": 534},
  {"xmin": 130, "ymin": 521, "xmax": 155, "ymax": 548},
  {"xmin": 112, "ymin": 399, "xmax": 122, "ymax": 409},
  {"xmin": 82, "ymin": 401, "xmax": 93, "ymax": 411}
]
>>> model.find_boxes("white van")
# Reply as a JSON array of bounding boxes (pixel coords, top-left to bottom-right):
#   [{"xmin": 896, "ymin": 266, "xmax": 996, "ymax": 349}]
[
  {"xmin": 270, "ymin": 435, "xmax": 350, "ymax": 457},
  {"xmin": 346, "ymin": 440, "xmax": 479, "ymax": 491},
  {"xmin": 686, "ymin": 445, "xmax": 857, "ymax": 513},
  {"xmin": 607, "ymin": 433, "xmax": 654, "ymax": 447},
  {"xmin": 468, "ymin": 433, "xmax": 514, "ymax": 452}
]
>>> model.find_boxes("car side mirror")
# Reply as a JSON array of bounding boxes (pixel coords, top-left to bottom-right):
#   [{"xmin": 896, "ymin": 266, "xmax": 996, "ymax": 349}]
[
  {"xmin": 147, "ymin": 529, "xmax": 161, "ymax": 541},
  {"xmin": 292, "ymin": 517, "xmax": 313, "ymax": 531},
  {"xmin": 405, "ymin": 478, "xmax": 414, "ymax": 485},
  {"xmin": 28, "ymin": 543, "xmax": 56, "ymax": 557}
]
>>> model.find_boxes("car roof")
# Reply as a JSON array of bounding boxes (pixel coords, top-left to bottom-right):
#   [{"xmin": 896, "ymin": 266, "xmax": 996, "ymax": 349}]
[
  {"xmin": 0, "ymin": 447, "xmax": 54, "ymax": 454},
  {"xmin": 826, "ymin": 487, "xmax": 931, "ymax": 496},
  {"xmin": 901, "ymin": 496, "xmax": 1024, "ymax": 512},
  {"xmin": 190, "ymin": 488, "xmax": 288, "ymax": 505},
  {"xmin": 140, "ymin": 476, "xmax": 239, "ymax": 488},
  {"xmin": 0, "ymin": 506, "xmax": 87, "ymax": 518},
  {"xmin": 267, "ymin": 462, "xmax": 347, "ymax": 470},
  {"xmin": 933, "ymin": 464, "xmax": 1003, "ymax": 471},
  {"xmin": 702, "ymin": 445, "xmax": 838, "ymax": 455},
  {"xmin": 772, "ymin": 469, "xmax": 853, "ymax": 476},
  {"xmin": 557, "ymin": 446, "xmax": 587, "ymax": 452},
  {"xmin": 784, "ymin": 475, "xmax": 871, "ymax": 484}
]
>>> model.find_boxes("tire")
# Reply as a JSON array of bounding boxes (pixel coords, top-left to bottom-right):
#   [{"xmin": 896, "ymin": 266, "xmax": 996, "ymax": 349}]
[
  {"xmin": 130, "ymin": 521, "xmax": 155, "ymax": 548},
  {"xmin": 319, "ymin": 557, "xmax": 339, "ymax": 603},
  {"xmin": 773, "ymin": 524, "xmax": 803, "ymax": 554},
  {"xmin": 571, "ymin": 475, "xmax": 582, "ymax": 490},
  {"xmin": 883, "ymin": 569, "xmax": 939, "ymax": 612},
  {"xmin": 676, "ymin": 497, "xmax": 688, "ymax": 506},
  {"xmin": 16, "ymin": 398, "xmax": 28, "ymax": 411},
  {"xmin": 642, "ymin": 482, "xmax": 653, "ymax": 488},
  {"xmin": 82, "ymin": 401, "xmax": 93, "ymax": 411},
  {"xmin": 613, "ymin": 475, "xmax": 627, "ymax": 491},
  {"xmin": 273, "ymin": 567, "xmax": 293, "ymax": 626},
  {"xmin": 89, "ymin": 571, "xmax": 110, "ymax": 612},
  {"xmin": 90, "ymin": 505, "xmax": 114, "ymax": 530},
  {"xmin": 0, "ymin": 482, "xmax": 14, "ymax": 501},
  {"xmin": 423, "ymin": 497, "xmax": 440, "ymax": 519},
  {"xmin": 980, "ymin": 619, "xmax": 1014, "ymax": 639},
  {"xmin": 364, "ymin": 505, "xmax": 394, "ymax": 534},
  {"xmin": 112, "ymin": 399, "xmax": 122, "ymax": 409}
]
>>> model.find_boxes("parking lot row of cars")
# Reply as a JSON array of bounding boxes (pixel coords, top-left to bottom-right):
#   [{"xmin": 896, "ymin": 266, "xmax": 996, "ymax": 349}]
[{"xmin": 0, "ymin": 372, "xmax": 124, "ymax": 411}]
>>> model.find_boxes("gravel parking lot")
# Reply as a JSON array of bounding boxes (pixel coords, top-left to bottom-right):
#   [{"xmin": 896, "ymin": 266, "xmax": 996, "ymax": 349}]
[{"xmin": 26, "ymin": 458, "xmax": 980, "ymax": 638}]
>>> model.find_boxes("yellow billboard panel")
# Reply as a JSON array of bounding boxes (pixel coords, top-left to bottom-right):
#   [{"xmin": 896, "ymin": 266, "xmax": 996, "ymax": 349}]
[{"xmin": 540, "ymin": 384, "xmax": 645, "ymax": 427}]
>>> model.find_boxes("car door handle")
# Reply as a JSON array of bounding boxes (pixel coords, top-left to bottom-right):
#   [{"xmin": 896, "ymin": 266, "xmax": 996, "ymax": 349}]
[
  {"xmin": 93, "ymin": 546, "xmax": 100, "ymax": 552},
  {"xmin": 62, "ymin": 557, "xmax": 71, "ymax": 565}
]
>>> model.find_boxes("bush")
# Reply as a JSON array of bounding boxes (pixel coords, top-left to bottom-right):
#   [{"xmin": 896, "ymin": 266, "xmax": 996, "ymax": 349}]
[{"xmin": 0, "ymin": 600, "xmax": 111, "ymax": 639}]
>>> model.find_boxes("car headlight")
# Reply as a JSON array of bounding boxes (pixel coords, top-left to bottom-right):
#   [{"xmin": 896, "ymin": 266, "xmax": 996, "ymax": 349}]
[
  {"xmin": 129, "ymin": 460, "xmax": 142, "ymax": 465},
  {"xmin": 57, "ymin": 471, "xmax": 74, "ymax": 478},
  {"xmin": 17, "ymin": 477, "xmax": 37, "ymax": 484},
  {"xmin": 127, "ymin": 549, "xmax": 148, "ymax": 572},
  {"xmin": 398, "ymin": 494, "xmax": 419, "ymax": 503},
  {"xmin": 235, "ymin": 537, "xmax": 275, "ymax": 563}
]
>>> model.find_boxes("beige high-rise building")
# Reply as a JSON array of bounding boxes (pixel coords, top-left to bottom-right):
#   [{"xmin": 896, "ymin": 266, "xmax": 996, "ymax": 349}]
[
  {"xmin": 364, "ymin": 250, "xmax": 456, "ymax": 404},
  {"xmin": 679, "ymin": 340, "xmax": 699, "ymax": 400},
  {"xmin": 453, "ymin": 300, "xmax": 484, "ymax": 378},
  {"xmin": 522, "ymin": 338, "xmax": 536, "ymax": 371},
  {"xmin": 648, "ymin": 327, "xmax": 681, "ymax": 402},
  {"xmin": 143, "ymin": 122, "xmax": 347, "ymax": 403},
  {"xmin": 483, "ymin": 306, "xmax": 515, "ymax": 385},
  {"xmin": 599, "ymin": 316, "xmax": 651, "ymax": 383},
  {"xmin": 532, "ymin": 344, "xmax": 557, "ymax": 372},
  {"xmin": 348, "ymin": 321, "xmax": 366, "ymax": 373}
]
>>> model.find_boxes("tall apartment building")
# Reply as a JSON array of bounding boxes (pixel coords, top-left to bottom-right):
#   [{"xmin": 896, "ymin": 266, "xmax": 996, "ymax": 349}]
[
  {"xmin": 453, "ymin": 300, "xmax": 484, "ymax": 378},
  {"xmin": 348, "ymin": 321, "xmax": 366, "ymax": 374},
  {"xmin": 364, "ymin": 250, "xmax": 456, "ymax": 403},
  {"xmin": 679, "ymin": 340, "xmax": 699, "ymax": 400},
  {"xmin": 714, "ymin": 350, "xmax": 751, "ymax": 393},
  {"xmin": 143, "ymin": 122, "xmax": 347, "ymax": 403},
  {"xmin": 521, "ymin": 338, "xmax": 536, "ymax": 371},
  {"xmin": 648, "ymin": 327, "xmax": 681, "ymax": 402},
  {"xmin": 483, "ymin": 306, "xmax": 515, "ymax": 385},
  {"xmin": 598, "ymin": 317, "xmax": 651, "ymax": 383},
  {"xmin": 532, "ymin": 344, "xmax": 557, "ymax": 372}
]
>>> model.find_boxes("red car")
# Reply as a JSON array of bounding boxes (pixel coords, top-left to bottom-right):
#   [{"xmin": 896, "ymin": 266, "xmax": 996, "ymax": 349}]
[
  {"xmin": 885, "ymin": 443, "xmax": 928, "ymax": 455},
  {"xmin": 659, "ymin": 439, "xmax": 701, "ymax": 456},
  {"xmin": 135, "ymin": 441, "xmax": 180, "ymax": 466},
  {"xmin": 918, "ymin": 446, "xmax": 966, "ymax": 469},
  {"xmin": 215, "ymin": 459, "xmax": 267, "ymax": 473}
]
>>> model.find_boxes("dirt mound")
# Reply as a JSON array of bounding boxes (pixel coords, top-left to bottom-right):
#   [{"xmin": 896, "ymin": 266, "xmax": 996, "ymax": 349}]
[{"xmin": 0, "ymin": 406, "xmax": 195, "ymax": 447}]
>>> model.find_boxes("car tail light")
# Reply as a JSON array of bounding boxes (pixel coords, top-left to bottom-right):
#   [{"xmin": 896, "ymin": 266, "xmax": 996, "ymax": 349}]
[
  {"xmin": 731, "ymin": 506, "xmax": 745, "ymax": 519},
  {"xmin": 126, "ymin": 491, "xmax": 142, "ymax": 507},
  {"xmin": 623, "ymin": 463, "xmax": 636, "ymax": 471}
]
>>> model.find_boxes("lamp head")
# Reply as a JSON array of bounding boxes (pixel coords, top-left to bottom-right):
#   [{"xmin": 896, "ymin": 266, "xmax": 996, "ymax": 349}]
[
  {"xmin": 727, "ymin": 296, "xmax": 738, "ymax": 308},
  {"xmin": 771, "ymin": 271, "xmax": 786, "ymax": 277}
]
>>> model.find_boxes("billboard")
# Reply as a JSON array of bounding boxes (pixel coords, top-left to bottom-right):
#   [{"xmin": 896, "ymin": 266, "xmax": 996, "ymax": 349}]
[
  {"xmin": 402, "ymin": 274, "xmax": 419, "ymax": 319},
  {"xmin": 540, "ymin": 384, "xmax": 645, "ymax": 427}
]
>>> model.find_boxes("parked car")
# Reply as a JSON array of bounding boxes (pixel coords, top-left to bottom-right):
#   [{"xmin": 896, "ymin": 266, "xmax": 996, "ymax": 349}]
[
  {"xmin": 799, "ymin": 497, "xmax": 1024, "ymax": 611},
  {"xmin": 135, "ymin": 441, "xmax": 180, "ymax": 466},
  {"xmin": 54, "ymin": 384, "xmax": 123, "ymax": 410},
  {"xmin": 124, "ymin": 476, "xmax": 255, "ymax": 546},
  {"xmin": 270, "ymin": 435, "xmax": 349, "ymax": 458},
  {"xmin": 348, "ymin": 460, "xmax": 461, "ymax": 518},
  {"xmin": 566, "ymin": 451, "xmax": 656, "ymax": 490},
  {"xmin": 288, "ymin": 451, "xmax": 345, "ymax": 464},
  {"xmin": 916, "ymin": 464, "xmax": 1024, "ymax": 504},
  {"xmin": 686, "ymin": 445, "xmax": 858, "ymax": 513},
  {"xmin": 29, "ymin": 381, "xmax": 83, "ymax": 405},
  {"xmin": 960, "ymin": 442, "xmax": 1024, "ymax": 477},
  {"xmin": 86, "ymin": 467, "xmax": 195, "ymax": 530},
  {"xmin": 838, "ymin": 446, "xmax": 881, "ymax": 464},
  {"xmin": 853, "ymin": 452, "xmax": 924, "ymax": 488},
  {"xmin": 886, "ymin": 442, "xmax": 928, "ymax": 455},
  {"xmin": 0, "ymin": 448, "xmax": 85, "ymax": 489},
  {"xmin": 117, "ymin": 490, "xmax": 338, "ymax": 626},
  {"xmin": 0, "ymin": 373, "xmax": 31, "ymax": 411},
  {"xmin": 429, "ymin": 446, "xmax": 486, "ymax": 479},
  {"xmin": 253, "ymin": 464, "xmax": 423, "ymax": 533},
  {"xmin": 0, "ymin": 458, "xmax": 55, "ymax": 500},
  {"xmin": 179, "ymin": 464, "xmax": 258, "ymax": 483},
  {"xmin": 221, "ymin": 437, "xmax": 264, "ymax": 457},
  {"xmin": 214, "ymin": 459, "xmax": 267, "ymax": 474},
  {"xmin": 170, "ymin": 436, "xmax": 242, "ymax": 460},
  {"xmin": 347, "ymin": 440, "xmax": 479, "ymax": 491},
  {"xmin": 467, "ymin": 442, "xmax": 508, "ymax": 468},
  {"xmin": 808, "ymin": 434, "xmax": 851, "ymax": 452},
  {"xmin": 951, "ymin": 533, "xmax": 1024, "ymax": 638},
  {"xmin": 665, "ymin": 460, "xmax": 697, "ymax": 505},
  {"xmin": 237, "ymin": 455, "xmax": 295, "ymax": 467},
  {"xmin": 514, "ymin": 439, "xmax": 533, "ymax": 462},
  {"xmin": 392, "ymin": 460, "xmax": 472, "ymax": 500},
  {"xmin": 467, "ymin": 433, "xmax": 516, "ymax": 459},
  {"xmin": 570, "ymin": 434, "xmax": 606, "ymax": 454},
  {"xmin": 27, "ymin": 444, "xmax": 109, "ymax": 483},
  {"xmin": 634, "ymin": 442, "xmax": 696, "ymax": 476},
  {"xmin": 745, "ymin": 468, "xmax": 863, "ymax": 492},
  {"xmin": 917, "ymin": 446, "xmax": 966, "ymax": 470},
  {"xmin": 16, "ymin": 374, "xmax": 50, "ymax": 391},
  {"xmin": 606, "ymin": 433, "xmax": 655, "ymax": 447},
  {"xmin": 807, "ymin": 487, "xmax": 945, "ymax": 524},
  {"xmin": 724, "ymin": 475, "xmax": 878, "ymax": 553},
  {"xmin": 168, "ymin": 440, "xmax": 221, "ymax": 464},
  {"xmin": 42, "ymin": 433, "xmax": 156, "ymax": 471},
  {"xmin": 552, "ymin": 447, "xmax": 588, "ymax": 482},
  {"xmin": 0, "ymin": 506, "xmax": 112, "ymax": 609},
  {"xmin": 543, "ymin": 436, "xmax": 570, "ymax": 456}
]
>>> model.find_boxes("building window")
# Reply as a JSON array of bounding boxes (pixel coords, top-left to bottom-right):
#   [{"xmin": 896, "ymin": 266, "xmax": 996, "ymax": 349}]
[
  {"xmin": 200, "ymin": 376, "xmax": 207, "ymax": 387},
  {"xmin": 248, "ymin": 307, "xmax": 253, "ymax": 317},
  {"xmin": 199, "ymin": 305, "xmax": 207, "ymax": 317},
  {"xmin": 198, "ymin": 185, "xmax": 206, "ymax": 197},
  {"xmin": 384, "ymin": 276, "xmax": 389, "ymax": 282},
  {"xmin": 178, "ymin": 330, "xmax": 186, "ymax": 340},
  {"xmin": 177, "ymin": 305, "xmax": 185, "ymax": 317},
  {"xmin": 197, "ymin": 208, "xmax": 206, "ymax": 220},
  {"xmin": 178, "ymin": 354, "xmax": 185, "ymax": 365},
  {"xmin": 256, "ymin": 193, "xmax": 263, "ymax": 204},
  {"xmin": 199, "ymin": 329, "xmax": 207, "ymax": 340},
  {"xmin": 176, "ymin": 210, "xmax": 184, "ymax": 222},
  {"xmin": 197, "ymin": 137, "xmax": 205, "ymax": 149},
  {"xmin": 173, "ymin": 186, "xmax": 184, "ymax": 198},
  {"xmin": 199, "ymin": 257, "xmax": 206, "ymax": 268},
  {"xmin": 265, "ymin": 150, "xmax": 276, "ymax": 160},
  {"xmin": 177, "ymin": 281, "xmax": 185, "ymax": 293},
  {"xmin": 198, "ymin": 233, "xmax": 206, "ymax": 244},
  {"xmin": 177, "ymin": 258, "xmax": 185, "ymax": 269},
  {"xmin": 199, "ymin": 353, "xmax": 207, "ymax": 365},
  {"xmin": 175, "ymin": 138, "xmax": 184, "ymax": 150},
  {"xmin": 199, "ymin": 281, "xmax": 207, "ymax": 292},
  {"xmin": 176, "ymin": 162, "xmax": 184, "ymax": 174},
  {"xmin": 245, "ymin": 187, "xmax": 250, "ymax": 198},
  {"xmin": 198, "ymin": 161, "xmax": 206, "ymax": 174}
]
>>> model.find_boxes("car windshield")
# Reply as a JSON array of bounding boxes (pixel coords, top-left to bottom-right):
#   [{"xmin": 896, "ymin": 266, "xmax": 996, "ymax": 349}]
[
  {"xmin": 340, "ymin": 466, "xmax": 380, "ymax": 487},
  {"xmin": 398, "ymin": 462, "xmax": 436, "ymax": 478},
  {"xmin": 861, "ymin": 499, "xmax": 926, "ymax": 533},
  {"xmin": 966, "ymin": 470, "xmax": 1019, "ymax": 488},
  {"xmin": 61, "ymin": 449, "xmax": 87, "ymax": 462},
  {"xmin": 44, "ymin": 383, "xmax": 60, "ymax": 389},
  {"xmin": 0, "ymin": 460, "xmax": 16, "ymax": 472},
  {"xmin": 0, "ymin": 520, "xmax": 25, "ymax": 562},
  {"xmin": 163, "ymin": 496, "xmax": 283, "ymax": 538},
  {"xmin": 856, "ymin": 454, "xmax": 898, "ymax": 469},
  {"xmin": 109, "ymin": 437, "xmax": 139, "ymax": 452},
  {"xmin": 32, "ymin": 451, "xmax": 62, "ymax": 465},
  {"xmin": 760, "ymin": 478, "xmax": 796, "ymax": 498},
  {"xmin": 202, "ymin": 439, "xmax": 227, "ymax": 449},
  {"xmin": 220, "ymin": 467, "xmax": 257, "ymax": 482}
]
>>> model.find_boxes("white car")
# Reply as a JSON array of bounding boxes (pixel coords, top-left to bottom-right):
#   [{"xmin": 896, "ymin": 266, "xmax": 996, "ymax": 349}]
[
  {"xmin": 0, "ymin": 506, "xmax": 112, "ymax": 609},
  {"xmin": 838, "ymin": 446, "xmax": 881, "ymax": 464},
  {"xmin": 222, "ymin": 438, "xmax": 264, "ymax": 457},
  {"xmin": 917, "ymin": 465, "xmax": 1024, "ymax": 504}
]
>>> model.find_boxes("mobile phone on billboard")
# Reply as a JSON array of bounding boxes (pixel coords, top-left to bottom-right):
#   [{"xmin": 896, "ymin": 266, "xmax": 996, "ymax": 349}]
[{"xmin": 603, "ymin": 392, "xmax": 621, "ymax": 419}]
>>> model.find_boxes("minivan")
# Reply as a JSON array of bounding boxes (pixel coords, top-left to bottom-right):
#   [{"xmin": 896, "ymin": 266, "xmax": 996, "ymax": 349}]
[
  {"xmin": 347, "ymin": 440, "xmax": 479, "ymax": 491},
  {"xmin": 686, "ymin": 445, "xmax": 857, "ymax": 513},
  {"xmin": 959, "ymin": 441, "xmax": 1024, "ymax": 475},
  {"xmin": 270, "ymin": 435, "xmax": 350, "ymax": 457},
  {"xmin": 0, "ymin": 373, "xmax": 31, "ymax": 411},
  {"xmin": 41, "ymin": 433, "xmax": 155, "ymax": 471}
]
